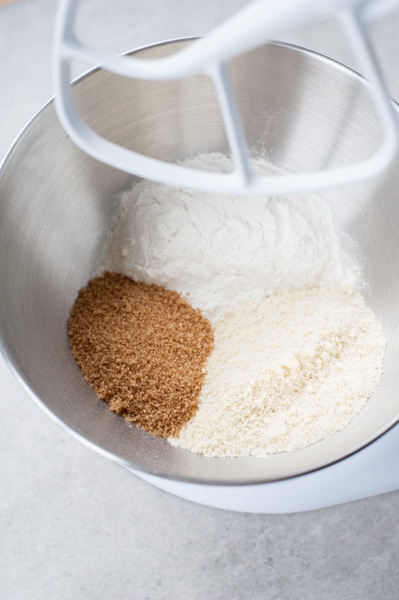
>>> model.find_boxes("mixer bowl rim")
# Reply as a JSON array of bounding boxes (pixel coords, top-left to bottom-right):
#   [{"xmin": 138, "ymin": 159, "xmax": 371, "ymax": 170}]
[{"xmin": 0, "ymin": 36, "xmax": 398, "ymax": 486}]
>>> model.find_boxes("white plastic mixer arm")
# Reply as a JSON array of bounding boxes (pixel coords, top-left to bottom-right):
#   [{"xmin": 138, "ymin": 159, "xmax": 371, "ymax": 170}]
[
  {"xmin": 56, "ymin": 0, "xmax": 393, "ymax": 80},
  {"xmin": 54, "ymin": 0, "xmax": 399, "ymax": 195}
]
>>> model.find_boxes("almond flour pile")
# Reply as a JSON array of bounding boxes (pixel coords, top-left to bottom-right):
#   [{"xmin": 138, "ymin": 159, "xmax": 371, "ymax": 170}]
[
  {"xmin": 68, "ymin": 153, "xmax": 386, "ymax": 458},
  {"xmin": 169, "ymin": 284, "xmax": 385, "ymax": 457}
]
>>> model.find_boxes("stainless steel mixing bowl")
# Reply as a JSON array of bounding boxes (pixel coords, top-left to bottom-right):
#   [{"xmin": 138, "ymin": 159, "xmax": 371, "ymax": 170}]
[{"xmin": 1, "ymin": 39, "xmax": 398, "ymax": 484}]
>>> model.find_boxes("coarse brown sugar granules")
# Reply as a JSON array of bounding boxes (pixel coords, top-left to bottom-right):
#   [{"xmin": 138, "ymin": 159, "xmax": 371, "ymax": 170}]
[{"xmin": 67, "ymin": 272, "xmax": 213, "ymax": 438}]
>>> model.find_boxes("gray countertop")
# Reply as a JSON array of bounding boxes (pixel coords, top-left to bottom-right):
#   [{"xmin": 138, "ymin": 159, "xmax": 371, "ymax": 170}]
[{"xmin": 1, "ymin": 1, "xmax": 399, "ymax": 598}]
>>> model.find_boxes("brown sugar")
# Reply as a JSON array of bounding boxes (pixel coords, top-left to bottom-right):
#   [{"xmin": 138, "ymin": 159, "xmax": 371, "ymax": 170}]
[{"xmin": 67, "ymin": 272, "xmax": 214, "ymax": 438}]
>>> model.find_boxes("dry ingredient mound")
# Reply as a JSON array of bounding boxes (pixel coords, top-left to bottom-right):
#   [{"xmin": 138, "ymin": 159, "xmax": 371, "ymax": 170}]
[
  {"xmin": 103, "ymin": 153, "xmax": 353, "ymax": 322},
  {"xmin": 169, "ymin": 284, "xmax": 386, "ymax": 457},
  {"xmin": 68, "ymin": 272, "xmax": 213, "ymax": 438},
  {"xmin": 68, "ymin": 151, "xmax": 386, "ymax": 458}
]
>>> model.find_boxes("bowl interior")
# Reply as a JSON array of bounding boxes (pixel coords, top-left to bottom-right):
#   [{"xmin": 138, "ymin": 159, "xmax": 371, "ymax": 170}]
[{"xmin": 0, "ymin": 40, "xmax": 398, "ymax": 484}]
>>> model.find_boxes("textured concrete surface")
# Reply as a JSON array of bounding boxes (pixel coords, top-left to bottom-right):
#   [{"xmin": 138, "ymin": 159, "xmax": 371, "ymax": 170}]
[{"xmin": 1, "ymin": 1, "xmax": 399, "ymax": 598}]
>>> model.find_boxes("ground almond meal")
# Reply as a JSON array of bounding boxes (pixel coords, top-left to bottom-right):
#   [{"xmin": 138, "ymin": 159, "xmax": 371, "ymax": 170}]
[
  {"xmin": 68, "ymin": 272, "xmax": 213, "ymax": 438},
  {"xmin": 169, "ymin": 284, "xmax": 386, "ymax": 457}
]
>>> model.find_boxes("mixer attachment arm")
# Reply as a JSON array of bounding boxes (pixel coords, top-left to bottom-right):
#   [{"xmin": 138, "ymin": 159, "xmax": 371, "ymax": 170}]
[{"xmin": 54, "ymin": 0, "xmax": 399, "ymax": 195}]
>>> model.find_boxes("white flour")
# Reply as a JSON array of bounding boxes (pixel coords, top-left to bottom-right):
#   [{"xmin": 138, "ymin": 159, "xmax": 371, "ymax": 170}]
[{"xmin": 103, "ymin": 153, "xmax": 349, "ymax": 322}]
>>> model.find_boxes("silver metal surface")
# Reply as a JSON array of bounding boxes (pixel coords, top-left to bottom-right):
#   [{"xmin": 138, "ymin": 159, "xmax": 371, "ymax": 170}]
[{"xmin": 0, "ymin": 40, "xmax": 398, "ymax": 484}]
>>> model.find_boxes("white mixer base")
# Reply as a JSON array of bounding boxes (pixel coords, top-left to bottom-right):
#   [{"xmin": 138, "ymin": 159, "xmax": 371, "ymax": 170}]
[{"xmin": 128, "ymin": 422, "xmax": 399, "ymax": 513}]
